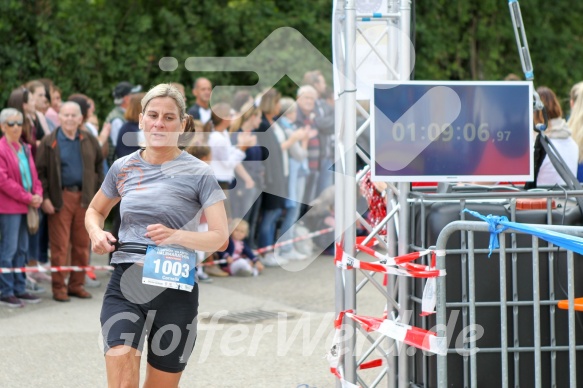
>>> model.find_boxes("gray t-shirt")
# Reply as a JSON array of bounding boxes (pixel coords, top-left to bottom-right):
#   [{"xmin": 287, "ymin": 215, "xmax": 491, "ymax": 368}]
[{"xmin": 101, "ymin": 150, "xmax": 225, "ymax": 264}]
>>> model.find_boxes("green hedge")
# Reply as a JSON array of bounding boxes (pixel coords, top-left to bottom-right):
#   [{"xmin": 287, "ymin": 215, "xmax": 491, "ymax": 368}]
[
  {"xmin": 1, "ymin": 0, "xmax": 582, "ymax": 120},
  {"xmin": 0, "ymin": 0, "xmax": 332, "ymax": 119}
]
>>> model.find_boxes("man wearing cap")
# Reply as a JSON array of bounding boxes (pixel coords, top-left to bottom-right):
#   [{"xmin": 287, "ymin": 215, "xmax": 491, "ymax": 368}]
[
  {"xmin": 187, "ymin": 77, "xmax": 213, "ymax": 124},
  {"xmin": 105, "ymin": 81, "xmax": 142, "ymax": 163}
]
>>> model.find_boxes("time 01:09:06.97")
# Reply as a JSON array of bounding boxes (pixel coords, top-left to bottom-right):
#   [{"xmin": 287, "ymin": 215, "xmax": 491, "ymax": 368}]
[{"xmin": 390, "ymin": 123, "xmax": 511, "ymax": 142}]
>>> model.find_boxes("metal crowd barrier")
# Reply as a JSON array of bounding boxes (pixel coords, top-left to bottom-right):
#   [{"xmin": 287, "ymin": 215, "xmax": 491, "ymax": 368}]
[{"xmin": 407, "ymin": 190, "xmax": 583, "ymax": 388}]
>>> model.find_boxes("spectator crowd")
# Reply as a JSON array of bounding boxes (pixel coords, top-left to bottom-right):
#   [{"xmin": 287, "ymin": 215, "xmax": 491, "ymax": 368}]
[
  {"xmin": 4, "ymin": 71, "xmax": 583, "ymax": 308},
  {"xmin": 0, "ymin": 70, "xmax": 337, "ymax": 307}
]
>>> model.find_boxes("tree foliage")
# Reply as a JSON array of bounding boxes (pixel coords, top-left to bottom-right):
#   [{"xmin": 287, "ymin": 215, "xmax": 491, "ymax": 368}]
[
  {"xmin": 1, "ymin": 0, "xmax": 582, "ymax": 118},
  {"xmin": 0, "ymin": 0, "xmax": 332, "ymax": 117},
  {"xmin": 414, "ymin": 0, "xmax": 583, "ymax": 101}
]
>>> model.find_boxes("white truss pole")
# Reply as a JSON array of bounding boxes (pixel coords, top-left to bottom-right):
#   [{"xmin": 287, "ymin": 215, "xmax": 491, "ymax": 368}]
[
  {"xmin": 342, "ymin": 0, "xmax": 358, "ymax": 384},
  {"xmin": 398, "ymin": 1, "xmax": 412, "ymax": 387},
  {"xmin": 332, "ymin": 1, "xmax": 346, "ymax": 386}
]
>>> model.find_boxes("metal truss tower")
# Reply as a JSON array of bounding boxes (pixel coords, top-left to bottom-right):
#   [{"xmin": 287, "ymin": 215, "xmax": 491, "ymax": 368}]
[{"xmin": 332, "ymin": 0, "xmax": 413, "ymax": 386}]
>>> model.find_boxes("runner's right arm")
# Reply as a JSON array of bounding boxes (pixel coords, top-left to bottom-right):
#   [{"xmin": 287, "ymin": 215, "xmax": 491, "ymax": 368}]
[{"xmin": 85, "ymin": 189, "xmax": 121, "ymax": 254}]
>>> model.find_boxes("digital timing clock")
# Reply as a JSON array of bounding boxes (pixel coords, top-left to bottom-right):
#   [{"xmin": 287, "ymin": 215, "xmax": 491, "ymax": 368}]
[{"xmin": 371, "ymin": 81, "xmax": 534, "ymax": 182}]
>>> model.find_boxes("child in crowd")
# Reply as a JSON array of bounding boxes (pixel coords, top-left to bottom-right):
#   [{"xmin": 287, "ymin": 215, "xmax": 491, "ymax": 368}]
[{"xmin": 219, "ymin": 219, "xmax": 264, "ymax": 277}]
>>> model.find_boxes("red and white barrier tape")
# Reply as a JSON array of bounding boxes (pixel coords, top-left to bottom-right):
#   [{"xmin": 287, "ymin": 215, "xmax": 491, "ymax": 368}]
[
  {"xmin": 327, "ymin": 311, "xmax": 385, "ymax": 380},
  {"xmin": 346, "ymin": 312, "xmax": 447, "ymax": 355},
  {"xmin": 1, "ymin": 226, "xmax": 335, "ymax": 274},
  {"xmin": 327, "ymin": 310, "xmax": 362, "ymax": 388},
  {"xmin": 327, "ymin": 310, "xmax": 445, "ymax": 371},
  {"xmin": 0, "ymin": 265, "xmax": 115, "ymax": 274},
  {"xmin": 335, "ymin": 246, "xmax": 445, "ymax": 279},
  {"xmin": 334, "ymin": 245, "xmax": 442, "ymax": 315},
  {"xmin": 355, "ymin": 236, "xmax": 380, "ymax": 248},
  {"xmin": 355, "ymin": 244, "xmax": 440, "ymax": 277},
  {"xmin": 327, "ymin": 309, "xmax": 446, "ymax": 386},
  {"xmin": 420, "ymin": 277, "xmax": 437, "ymax": 317},
  {"xmin": 0, "ymin": 259, "xmax": 229, "ymax": 274},
  {"xmin": 255, "ymin": 227, "xmax": 334, "ymax": 254}
]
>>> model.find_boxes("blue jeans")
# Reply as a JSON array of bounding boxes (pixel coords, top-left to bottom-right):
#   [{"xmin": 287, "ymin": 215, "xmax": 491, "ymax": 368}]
[
  {"xmin": 257, "ymin": 208, "xmax": 283, "ymax": 249},
  {"xmin": 0, "ymin": 214, "xmax": 29, "ymax": 297}
]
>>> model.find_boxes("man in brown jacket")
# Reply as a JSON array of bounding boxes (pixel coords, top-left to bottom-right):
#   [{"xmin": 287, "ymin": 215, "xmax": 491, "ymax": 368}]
[{"xmin": 36, "ymin": 101, "xmax": 104, "ymax": 301}]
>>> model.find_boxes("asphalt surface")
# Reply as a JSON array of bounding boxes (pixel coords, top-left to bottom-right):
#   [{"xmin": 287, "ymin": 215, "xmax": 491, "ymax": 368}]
[{"xmin": 0, "ymin": 252, "xmax": 385, "ymax": 387}]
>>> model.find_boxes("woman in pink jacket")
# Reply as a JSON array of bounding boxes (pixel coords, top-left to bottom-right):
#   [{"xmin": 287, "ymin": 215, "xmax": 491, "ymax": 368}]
[{"xmin": 0, "ymin": 108, "xmax": 43, "ymax": 308}]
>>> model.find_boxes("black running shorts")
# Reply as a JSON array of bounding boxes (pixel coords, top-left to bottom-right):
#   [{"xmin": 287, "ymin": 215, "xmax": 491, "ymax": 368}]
[{"xmin": 100, "ymin": 263, "xmax": 199, "ymax": 373}]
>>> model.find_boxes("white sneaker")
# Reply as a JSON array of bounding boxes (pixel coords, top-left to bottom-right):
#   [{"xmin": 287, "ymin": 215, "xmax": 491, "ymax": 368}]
[
  {"xmin": 277, "ymin": 248, "xmax": 308, "ymax": 261},
  {"xmin": 261, "ymin": 253, "xmax": 289, "ymax": 267}
]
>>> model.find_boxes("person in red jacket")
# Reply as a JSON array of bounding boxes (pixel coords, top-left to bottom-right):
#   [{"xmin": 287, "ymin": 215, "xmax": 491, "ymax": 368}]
[{"xmin": 0, "ymin": 108, "xmax": 43, "ymax": 307}]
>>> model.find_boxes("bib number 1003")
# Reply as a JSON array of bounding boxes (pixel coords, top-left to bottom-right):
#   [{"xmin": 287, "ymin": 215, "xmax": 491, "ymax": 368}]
[{"xmin": 153, "ymin": 259, "xmax": 189, "ymax": 277}]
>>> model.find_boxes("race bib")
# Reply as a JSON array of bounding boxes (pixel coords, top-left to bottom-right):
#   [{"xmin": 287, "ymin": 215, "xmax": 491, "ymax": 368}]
[{"xmin": 142, "ymin": 245, "xmax": 196, "ymax": 291}]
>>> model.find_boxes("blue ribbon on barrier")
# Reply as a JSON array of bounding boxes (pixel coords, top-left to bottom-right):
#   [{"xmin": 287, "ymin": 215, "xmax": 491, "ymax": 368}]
[
  {"xmin": 464, "ymin": 209, "xmax": 583, "ymax": 257},
  {"xmin": 463, "ymin": 209, "xmax": 509, "ymax": 256}
]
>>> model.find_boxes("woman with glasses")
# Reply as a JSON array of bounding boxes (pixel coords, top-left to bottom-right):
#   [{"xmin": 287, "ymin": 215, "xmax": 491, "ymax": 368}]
[
  {"xmin": 0, "ymin": 108, "xmax": 43, "ymax": 308},
  {"xmin": 9, "ymin": 84, "xmax": 52, "ymax": 291}
]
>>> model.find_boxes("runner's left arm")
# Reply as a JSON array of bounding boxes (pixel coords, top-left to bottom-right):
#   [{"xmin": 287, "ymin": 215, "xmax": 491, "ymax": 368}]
[{"xmin": 147, "ymin": 200, "xmax": 229, "ymax": 252}]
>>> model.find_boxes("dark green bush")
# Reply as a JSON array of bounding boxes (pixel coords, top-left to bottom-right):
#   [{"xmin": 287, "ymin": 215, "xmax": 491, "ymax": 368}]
[{"xmin": 1, "ymin": 0, "xmax": 581, "ymax": 119}]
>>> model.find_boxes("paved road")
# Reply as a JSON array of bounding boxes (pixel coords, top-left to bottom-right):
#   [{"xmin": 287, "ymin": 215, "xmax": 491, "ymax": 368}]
[{"xmin": 0, "ymin": 252, "xmax": 383, "ymax": 387}]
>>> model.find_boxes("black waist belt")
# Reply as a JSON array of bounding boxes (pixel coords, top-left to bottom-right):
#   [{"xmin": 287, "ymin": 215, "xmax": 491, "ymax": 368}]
[{"xmin": 116, "ymin": 242, "xmax": 149, "ymax": 255}]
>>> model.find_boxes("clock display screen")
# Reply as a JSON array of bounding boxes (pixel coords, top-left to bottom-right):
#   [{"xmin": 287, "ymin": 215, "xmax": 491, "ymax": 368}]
[{"xmin": 372, "ymin": 81, "xmax": 534, "ymax": 182}]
